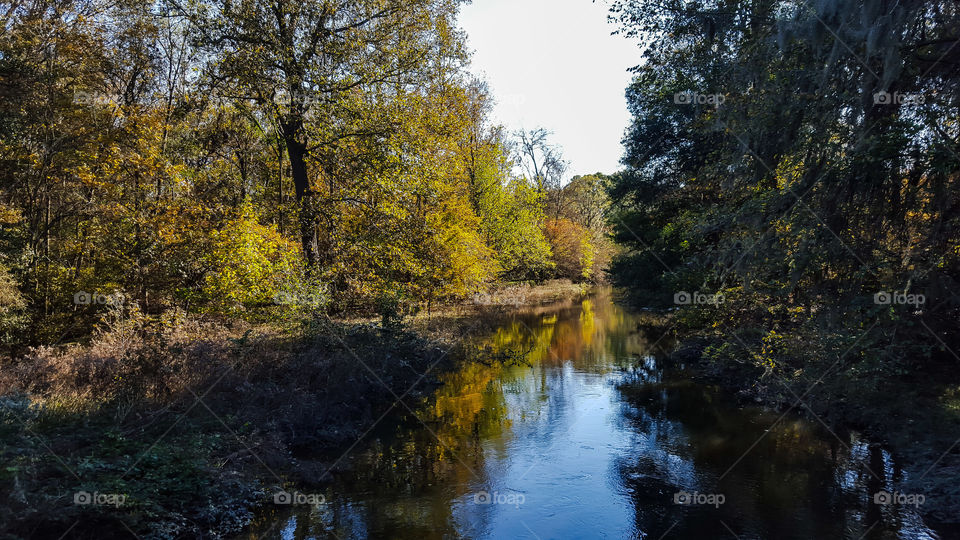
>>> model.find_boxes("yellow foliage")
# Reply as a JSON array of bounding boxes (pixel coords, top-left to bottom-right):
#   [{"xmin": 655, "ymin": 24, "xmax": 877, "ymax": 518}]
[{"xmin": 202, "ymin": 204, "xmax": 302, "ymax": 311}]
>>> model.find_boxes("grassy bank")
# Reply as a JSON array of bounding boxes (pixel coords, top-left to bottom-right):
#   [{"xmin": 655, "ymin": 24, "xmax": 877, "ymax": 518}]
[
  {"xmin": 0, "ymin": 281, "xmax": 585, "ymax": 539},
  {"xmin": 0, "ymin": 309, "xmax": 471, "ymax": 538}
]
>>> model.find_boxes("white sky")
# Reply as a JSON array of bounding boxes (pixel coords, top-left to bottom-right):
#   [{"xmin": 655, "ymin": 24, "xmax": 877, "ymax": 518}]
[{"xmin": 458, "ymin": 0, "xmax": 641, "ymax": 178}]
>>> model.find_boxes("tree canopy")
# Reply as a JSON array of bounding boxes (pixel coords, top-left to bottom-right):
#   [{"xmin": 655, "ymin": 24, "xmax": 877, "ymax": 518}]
[
  {"xmin": 0, "ymin": 0, "xmax": 614, "ymax": 346},
  {"xmin": 608, "ymin": 0, "xmax": 959, "ymax": 383}
]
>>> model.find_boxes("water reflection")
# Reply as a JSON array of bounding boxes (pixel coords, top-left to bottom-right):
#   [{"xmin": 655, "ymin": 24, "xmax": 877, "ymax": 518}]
[{"xmin": 244, "ymin": 290, "xmax": 938, "ymax": 539}]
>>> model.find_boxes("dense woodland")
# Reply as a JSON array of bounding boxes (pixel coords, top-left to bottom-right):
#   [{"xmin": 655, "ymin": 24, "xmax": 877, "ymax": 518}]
[
  {"xmin": 610, "ymin": 0, "xmax": 960, "ymax": 390},
  {"xmin": 0, "ymin": 0, "xmax": 612, "ymax": 349}
]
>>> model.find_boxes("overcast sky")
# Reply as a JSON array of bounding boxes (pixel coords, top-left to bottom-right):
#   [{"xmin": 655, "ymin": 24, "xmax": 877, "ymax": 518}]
[{"xmin": 458, "ymin": 0, "xmax": 641, "ymax": 178}]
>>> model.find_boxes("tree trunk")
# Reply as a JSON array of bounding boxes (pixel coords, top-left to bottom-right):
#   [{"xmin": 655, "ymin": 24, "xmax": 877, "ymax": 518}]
[{"xmin": 282, "ymin": 120, "xmax": 318, "ymax": 269}]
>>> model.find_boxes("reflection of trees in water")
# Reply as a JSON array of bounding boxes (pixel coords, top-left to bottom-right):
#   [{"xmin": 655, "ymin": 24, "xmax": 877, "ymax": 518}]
[
  {"xmin": 248, "ymin": 291, "xmax": 669, "ymax": 538},
  {"xmin": 615, "ymin": 373, "xmax": 932, "ymax": 539},
  {"xmin": 494, "ymin": 288, "xmax": 650, "ymax": 374},
  {"xmin": 316, "ymin": 291, "xmax": 646, "ymax": 538},
  {"xmin": 251, "ymin": 292, "xmax": 939, "ymax": 539},
  {"xmin": 317, "ymin": 358, "xmax": 513, "ymax": 539}
]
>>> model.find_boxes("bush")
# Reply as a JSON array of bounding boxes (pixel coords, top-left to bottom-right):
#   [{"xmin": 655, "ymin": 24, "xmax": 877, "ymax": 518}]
[{"xmin": 202, "ymin": 203, "xmax": 304, "ymax": 314}]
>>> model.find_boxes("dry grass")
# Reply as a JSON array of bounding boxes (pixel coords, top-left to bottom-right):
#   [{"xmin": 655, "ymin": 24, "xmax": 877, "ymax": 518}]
[{"xmin": 0, "ymin": 303, "xmax": 468, "ymax": 539}]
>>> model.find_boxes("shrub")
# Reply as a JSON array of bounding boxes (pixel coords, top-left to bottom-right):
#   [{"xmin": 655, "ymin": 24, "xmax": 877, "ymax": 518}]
[{"xmin": 202, "ymin": 203, "xmax": 304, "ymax": 313}]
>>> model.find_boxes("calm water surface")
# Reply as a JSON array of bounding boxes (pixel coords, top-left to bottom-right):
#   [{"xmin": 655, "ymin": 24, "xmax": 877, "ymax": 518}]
[{"xmin": 245, "ymin": 290, "xmax": 938, "ymax": 539}]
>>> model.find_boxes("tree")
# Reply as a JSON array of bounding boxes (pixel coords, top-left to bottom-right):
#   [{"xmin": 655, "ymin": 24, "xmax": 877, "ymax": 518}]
[
  {"xmin": 457, "ymin": 87, "xmax": 554, "ymax": 280},
  {"xmin": 178, "ymin": 0, "xmax": 467, "ymax": 270},
  {"xmin": 559, "ymin": 173, "xmax": 615, "ymax": 280},
  {"xmin": 515, "ymin": 127, "xmax": 567, "ymax": 202},
  {"xmin": 202, "ymin": 203, "xmax": 302, "ymax": 312},
  {"xmin": 544, "ymin": 218, "xmax": 594, "ymax": 281},
  {"xmin": 608, "ymin": 0, "xmax": 960, "ymax": 373}
]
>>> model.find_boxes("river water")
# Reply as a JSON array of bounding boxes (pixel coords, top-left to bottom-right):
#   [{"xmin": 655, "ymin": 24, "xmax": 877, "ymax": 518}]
[{"xmin": 245, "ymin": 290, "xmax": 938, "ymax": 539}]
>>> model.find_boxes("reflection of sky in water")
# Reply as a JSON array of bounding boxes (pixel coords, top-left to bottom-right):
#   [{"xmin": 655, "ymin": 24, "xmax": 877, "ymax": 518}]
[
  {"xmin": 249, "ymin": 290, "xmax": 942, "ymax": 540},
  {"xmin": 453, "ymin": 353, "xmax": 637, "ymax": 539}
]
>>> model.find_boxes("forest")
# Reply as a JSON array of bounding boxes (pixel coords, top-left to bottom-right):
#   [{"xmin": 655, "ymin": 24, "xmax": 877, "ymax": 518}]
[
  {"xmin": 1, "ymin": 0, "xmax": 959, "ymax": 538},
  {"xmin": 609, "ymin": 0, "xmax": 959, "ymax": 428},
  {"xmin": 0, "ymin": 0, "xmax": 612, "ymax": 348}
]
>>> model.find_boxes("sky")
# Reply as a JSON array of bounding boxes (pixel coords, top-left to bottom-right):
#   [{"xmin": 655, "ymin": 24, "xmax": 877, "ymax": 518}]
[{"xmin": 458, "ymin": 0, "xmax": 641, "ymax": 178}]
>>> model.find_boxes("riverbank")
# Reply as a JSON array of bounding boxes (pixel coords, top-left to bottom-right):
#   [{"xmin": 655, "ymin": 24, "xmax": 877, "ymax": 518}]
[
  {"xmin": 0, "ymin": 318, "xmax": 462, "ymax": 538},
  {"xmin": 665, "ymin": 332, "xmax": 960, "ymax": 534},
  {"xmin": 0, "ymin": 281, "xmax": 588, "ymax": 539}
]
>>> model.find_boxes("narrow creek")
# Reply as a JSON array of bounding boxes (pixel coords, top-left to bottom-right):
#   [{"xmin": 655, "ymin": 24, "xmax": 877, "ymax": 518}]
[{"xmin": 245, "ymin": 289, "xmax": 937, "ymax": 539}]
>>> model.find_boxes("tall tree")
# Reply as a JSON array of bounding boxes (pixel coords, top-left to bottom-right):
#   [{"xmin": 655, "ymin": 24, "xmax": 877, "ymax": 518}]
[{"xmin": 178, "ymin": 0, "xmax": 467, "ymax": 269}]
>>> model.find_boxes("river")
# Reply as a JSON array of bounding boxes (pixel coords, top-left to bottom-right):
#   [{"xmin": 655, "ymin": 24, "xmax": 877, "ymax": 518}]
[{"xmin": 244, "ymin": 289, "xmax": 938, "ymax": 539}]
